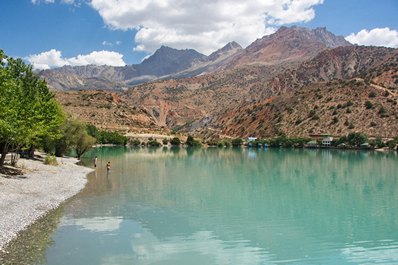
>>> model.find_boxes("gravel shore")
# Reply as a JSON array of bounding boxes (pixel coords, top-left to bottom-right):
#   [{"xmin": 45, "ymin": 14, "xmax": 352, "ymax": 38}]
[{"xmin": 0, "ymin": 156, "xmax": 93, "ymax": 250}]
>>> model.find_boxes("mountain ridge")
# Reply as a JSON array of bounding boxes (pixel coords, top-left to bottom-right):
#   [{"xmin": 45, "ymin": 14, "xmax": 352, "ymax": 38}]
[{"xmin": 41, "ymin": 26, "xmax": 352, "ymax": 91}]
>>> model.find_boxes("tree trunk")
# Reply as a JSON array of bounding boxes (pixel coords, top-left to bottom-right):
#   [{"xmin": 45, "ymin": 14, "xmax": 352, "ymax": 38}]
[
  {"xmin": 0, "ymin": 142, "xmax": 9, "ymax": 169},
  {"xmin": 28, "ymin": 145, "xmax": 35, "ymax": 159}
]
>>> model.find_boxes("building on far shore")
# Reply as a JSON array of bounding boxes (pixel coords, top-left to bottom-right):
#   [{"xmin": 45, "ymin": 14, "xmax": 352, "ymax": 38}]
[
  {"xmin": 322, "ymin": 137, "xmax": 333, "ymax": 147},
  {"xmin": 247, "ymin": 137, "xmax": 257, "ymax": 142}
]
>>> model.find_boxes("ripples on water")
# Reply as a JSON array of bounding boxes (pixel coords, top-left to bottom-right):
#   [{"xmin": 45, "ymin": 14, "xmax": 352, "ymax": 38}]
[{"xmin": 2, "ymin": 147, "xmax": 398, "ymax": 265}]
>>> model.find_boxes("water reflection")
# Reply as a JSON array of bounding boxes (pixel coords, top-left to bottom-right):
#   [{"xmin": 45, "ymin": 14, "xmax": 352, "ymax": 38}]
[{"xmin": 3, "ymin": 148, "xmax": 398, "ymax": 264}]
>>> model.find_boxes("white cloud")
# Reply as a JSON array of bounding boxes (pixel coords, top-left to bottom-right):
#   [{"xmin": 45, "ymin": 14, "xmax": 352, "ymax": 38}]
[
  {"xmin": 102, "ymin": 41, "xmax": 113, "ymax": 46},
  {"xmin": 102, "ymin": 40, "xmax": 122, "ymax": 46},
  {"xmin": 90, "ymin": 0, "xmax": 324, "ymax": 55},
  {"xmin": 32, "ymin": 0, "xmax": 77, "ymax": 4},
  {"xmin": 31, "ymin": 0, "xmax": 55, "ymax": 4},
  {"xmin": 67, "ymin": 50, "xmax": 126, "ymax": 66},
  {"xmin": 345, "ymin": 28, "xmax": 398, "ymax": 48},
  {"xmin": 27, "ymin": 49, "xmax": 126, "ymax": 70},
  {"xmin": 27, "ymin": 49, "xmax": 68, "ymax": 70}
]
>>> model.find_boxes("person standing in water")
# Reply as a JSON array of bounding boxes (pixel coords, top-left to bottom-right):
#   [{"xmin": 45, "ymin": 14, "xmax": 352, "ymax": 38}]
[
  {"xmin": 106, "ymin": 161, "xmax": 111, "ymax": 171},
  {"xmin": 94, "ymin": 156, "xmax": 98, "ymax": 168}
]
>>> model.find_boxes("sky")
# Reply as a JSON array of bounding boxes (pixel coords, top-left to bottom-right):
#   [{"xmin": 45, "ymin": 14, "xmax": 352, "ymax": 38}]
[{"xmin": 0, "ymin": 0, "xmax": 397, "ymax": 70}]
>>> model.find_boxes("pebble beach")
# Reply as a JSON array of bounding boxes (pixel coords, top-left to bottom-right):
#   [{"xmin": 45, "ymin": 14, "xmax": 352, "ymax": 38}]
[{"xmin": 0, "ymin": 156, "xmax": 92, "ymax": 251}]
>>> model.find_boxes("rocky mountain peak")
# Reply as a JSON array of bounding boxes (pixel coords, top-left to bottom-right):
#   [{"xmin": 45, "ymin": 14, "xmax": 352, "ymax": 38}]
[
  {"xmin": 271, "ymin": 26, "xmax": 351, "ymax": 48},
  {"xmin": 207, "ymin": 41, "xmax": 243, "ymax": 61},
  {"xmin": 138, "ymin": 46, "xmax": 206, "ymax": 76}
]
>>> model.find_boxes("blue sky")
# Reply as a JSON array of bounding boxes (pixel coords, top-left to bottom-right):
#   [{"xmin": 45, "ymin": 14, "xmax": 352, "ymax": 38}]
[{"xmin": 0, "ymin": 0, "xmax": 397, "ymax": 69}]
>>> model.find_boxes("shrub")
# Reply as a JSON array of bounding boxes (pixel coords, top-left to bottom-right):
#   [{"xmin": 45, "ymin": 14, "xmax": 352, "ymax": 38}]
[
  {"xmin": 368, "ymin": 91, "xmax": 377, "ymax": 98},
  {"xmin": 186, "ymin": 135, "xmax": 202, "ymax": 147},
  {"xmin": 147, "ymin": 139, "xmax": 161, "ymax": 147},
  {"xmin": 130, "ymin": 139, "xmax": 141, "ymax": 146},
  {"xmin": 44, "ymin": 155, "xmax": 58, "ymax": 166},
  {"xmin": 162, "ymin": 138, "xmax": 169, "ymax": 145},
  {"xmin": 364, "ymin": 101, "xmax": 373, "ymax": 109},
  {"xmin": 170, "ymin": 137, "xmax": 181, "ymax": 146},
  {"xmin": 378, "ymin": 106, "xmax": 387, "ymax": 115},
  {"xmin": 332, "ymin": 117, "xmax": 339, "ymax": 124},
  {"xmin": 231, "ymin": 138, "xmax": 243, "ymax": 147},
  {"xmin": 347, "ymin": 132, "xmax": 368, "ymax": 147}
]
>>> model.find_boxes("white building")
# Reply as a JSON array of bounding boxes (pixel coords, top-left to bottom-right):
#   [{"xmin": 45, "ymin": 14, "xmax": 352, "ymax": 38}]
[{"xmin": 322, "ymin": 137, "xmax": 333, "ymax": 146}]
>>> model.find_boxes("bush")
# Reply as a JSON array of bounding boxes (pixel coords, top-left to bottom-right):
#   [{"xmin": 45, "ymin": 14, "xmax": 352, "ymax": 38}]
[
  {"xmin": 162, "ymin": 138, "xmax": 169, "ymax": 145},
  {"xmin": 364, "ymin": 101, "xmax": 373, "ymax": 109},
  {"xmin": 44, "ymin": 155, "xmax": 58, "ymax": 166},
  {"xmin": 347, "ymin": 132, "xmax": 368, "ymax": 147},
  {"xmin": 186, "ymin": 135, "xmax": 202, "ymax": 147},
  {"xmin": 147, "ymin": 139, "xmax": 161, "ymax": 147},
  {"xmin": 170, "ymin": 137, "xmax": 181, "ymax": 146},
  {"xmin": 378, "ymin": 106, "xmax": 387, "ymax": 115},
  {"xmin": 231, "ymin": 138, "xmax": 243, "ymax": 147},
  {"xmin": 130, "ymin": 139, "xmax": 141, "ymax": 146},
  {"xmin": 368, "ymin": 91, "xmax": 377, "ymax": 98}
]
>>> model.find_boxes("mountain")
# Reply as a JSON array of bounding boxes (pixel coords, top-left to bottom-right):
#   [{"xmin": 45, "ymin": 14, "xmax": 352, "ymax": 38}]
[
  {"xmin": 198, "ymin": 79, "xmax": 398, "ymax": 139},
  {"xmin": 54, "ymin": 90, "xmax": 160, "ymax": 133},
  {"xmin": 40, "ymin": 46, "xmax": 206, "ymax": 90},
  {"xmin": 118, "ymin": 45, "xmax": 397, "ymax": 135},
  {"xmin": 171, "ymin": 41, "xmax": 244, "ymax": 78},
  {"xmin": 136, "ymin": 46, "xmax": 206, "ymax": 77},
  {"xmin": 226, "ymin": 26, "xmax": 352, "ymax": 68},
  {"xmin": 41, "ymin": 26, "xmax": 351, "ymax": 91},
  {"xmin": 50, "ymin": 26, "xmax": 398, "ymax": 139},
  {"xmin": 269, "ymin": 45, "xmax": 398, "ymax": 93}
]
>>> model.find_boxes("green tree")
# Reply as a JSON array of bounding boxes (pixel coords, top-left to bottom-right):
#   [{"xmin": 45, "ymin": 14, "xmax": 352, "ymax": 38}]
[
  {"xmin": 186, "ymin": 135, "xmax": 202, "ymax": 147},
  {"xmin": 54, "ymin": 119, "xmax": 95, "ymax": 159},
  {"xmin": 231, "ymin": 138, "xmax": 243, "ymax": 147},
  {"xmin": 0, "ymin": 51, "xmax": 64, "ymax": 168},
  {"xmin": 170, "ymin": 137, "xmax": 181, "ymax": 146},
  {"xmin": 346, "ymin": 132, "xmax": 368, "ymax": 147}
]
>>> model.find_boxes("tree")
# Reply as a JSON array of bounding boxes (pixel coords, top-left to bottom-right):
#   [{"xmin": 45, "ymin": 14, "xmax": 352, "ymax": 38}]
[
  {"xmin": 170, "ymin": 137, "xmax": 181, "ymax": 146},
  {"xmin": 0, "ymin": 51, "xmax": 64, "ymax": 168},
  {"xmin": 346, "ymin": 132, "xmax": 368, "ymax": 147},
  {"xmin": 54, "ymin": 119, "xmax": 95, "ymax": 159},
  {"xmin": 186, "ymin": 135, "xmax": 202, "ymax": 147},
  {"xmin": 231, "ymin": 138, "xmax": 243, "ymax": 147}
]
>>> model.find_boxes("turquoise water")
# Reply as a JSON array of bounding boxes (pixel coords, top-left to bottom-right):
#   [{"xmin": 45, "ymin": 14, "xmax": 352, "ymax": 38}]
[{"xmin": 9, "ymin": 147, "xmax": 398, "ymax": 264}]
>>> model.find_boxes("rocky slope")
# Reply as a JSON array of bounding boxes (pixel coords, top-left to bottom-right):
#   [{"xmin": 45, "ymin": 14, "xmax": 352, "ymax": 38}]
[
  {"xmin": 195, "ymin": 80, "xmax": 398, "ymax": 139},
  {"xmin": 55, "ymin": 90, "xmax": 161, "ymax": 133}
]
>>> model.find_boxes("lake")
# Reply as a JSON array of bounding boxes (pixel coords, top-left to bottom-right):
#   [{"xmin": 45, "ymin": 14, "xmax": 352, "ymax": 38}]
[{"xmin": 3, "ymin": 147, "xmax": 398, "ymax": 264}]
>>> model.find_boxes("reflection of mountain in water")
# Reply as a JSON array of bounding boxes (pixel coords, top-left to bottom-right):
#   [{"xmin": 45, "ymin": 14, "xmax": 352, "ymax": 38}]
[{"xmin": 68, "ymin": 148, "xmax": 398, "ymax": 263}]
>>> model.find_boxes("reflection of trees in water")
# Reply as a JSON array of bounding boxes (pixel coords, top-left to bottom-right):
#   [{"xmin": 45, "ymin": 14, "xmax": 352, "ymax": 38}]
[{"xmin": 0, "ymin": 206, "xmax": 64, "ymax": 265}]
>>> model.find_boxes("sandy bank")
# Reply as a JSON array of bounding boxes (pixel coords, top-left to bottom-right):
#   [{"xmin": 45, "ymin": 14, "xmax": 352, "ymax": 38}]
[{"xmin": 0, "ymin": 156, "xmax": 93, "ymax": 250}]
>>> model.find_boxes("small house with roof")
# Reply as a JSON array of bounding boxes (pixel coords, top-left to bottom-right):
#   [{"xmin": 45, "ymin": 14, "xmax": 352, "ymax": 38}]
[{"xmin": 322, "ymin": 136, "xmax": 333, "ymax": 147}]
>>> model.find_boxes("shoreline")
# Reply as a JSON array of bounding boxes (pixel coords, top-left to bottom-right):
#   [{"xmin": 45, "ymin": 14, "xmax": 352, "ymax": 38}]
[{"xmin": 0, "ymin": 156, "xmax": 93, "ymax": 251}]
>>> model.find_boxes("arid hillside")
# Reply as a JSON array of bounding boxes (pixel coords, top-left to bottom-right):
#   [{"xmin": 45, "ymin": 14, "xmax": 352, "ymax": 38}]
[
  {"xmin": 196, "ymin": 80, "xmax": 398, "ymax": 139},
  {"xmin": 51, "ymin": 27, "xmax": 398, "ymax": 139},
  {"xmin": 55, "ymin": 90, "xmax": 161, "ymax": 133}
]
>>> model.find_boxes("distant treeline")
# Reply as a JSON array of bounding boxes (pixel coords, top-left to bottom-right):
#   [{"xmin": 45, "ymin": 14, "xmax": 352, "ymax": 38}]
[{"xmin": 86, "ymin": 125, "xmax": 128, "ymax": 145}]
